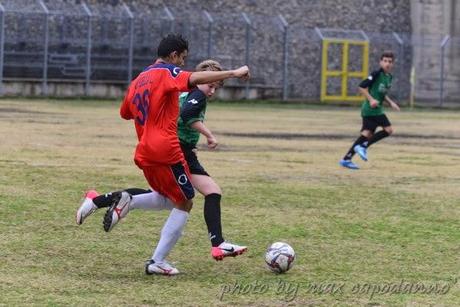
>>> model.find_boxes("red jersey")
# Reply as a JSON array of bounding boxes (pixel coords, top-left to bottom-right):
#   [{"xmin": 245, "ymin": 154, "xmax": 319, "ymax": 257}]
[{"xmin": 120, "ymin": 60, "xmax": 192, "ymax": 166}]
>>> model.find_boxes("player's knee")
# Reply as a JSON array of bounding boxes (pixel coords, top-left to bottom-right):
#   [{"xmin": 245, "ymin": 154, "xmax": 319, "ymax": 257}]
[
  {"xmin": 361, "ymin": 130, "xmax": 372, "ymax": 138},
  {"xmin": 184, "ymin": 200, "xmax": 193, "ymax": 212},
  {"xmin": 209, "ymin": 182, "xmax": 222, "ymax": 195},
  {"xmin": 385, "ymin": 126, "xmax": 394, "ymax": 135},
  {"xmin": 176, "ymin": 199, "xmax": 193, "ymax": 212},
  {"xmin": 201, "ymin": 180, "xmax": 221, "ymax": 195}
]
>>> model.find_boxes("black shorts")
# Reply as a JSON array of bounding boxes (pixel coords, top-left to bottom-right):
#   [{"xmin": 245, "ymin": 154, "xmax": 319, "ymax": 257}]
[
  {"xmin": 180, "ymin": 144, "xmax": 209, "ymax": 176},
  {"xmin": 361, "ymin": 114, "xmax": 391, "ymax": 132}
]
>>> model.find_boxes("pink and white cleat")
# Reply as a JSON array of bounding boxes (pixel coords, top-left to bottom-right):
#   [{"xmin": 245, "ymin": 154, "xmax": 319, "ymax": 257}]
[
  {"xmin": 76, "ymin": 190, "xmax": 99, "ymax": 225},
  {"xmin": 211, "ymin": 241, "xmax": 247, "ymax": 261}
]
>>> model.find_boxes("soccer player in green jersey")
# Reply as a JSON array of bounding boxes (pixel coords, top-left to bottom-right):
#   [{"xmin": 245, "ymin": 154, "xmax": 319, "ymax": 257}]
[
  {"xmin": 340, "ymin": 51, "xmax": 400, "ymax": 169},
  {"xmin": 176, "ymin": 60, "xmax": 247, "ymax": 260},
  {"xmin": 76, "ymin": 60, "xmax": 247, "ymax": 261}
]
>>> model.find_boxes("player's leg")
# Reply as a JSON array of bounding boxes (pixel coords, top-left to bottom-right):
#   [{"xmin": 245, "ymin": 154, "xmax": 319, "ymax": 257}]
[
  {"xmin": 146, "ymin": 200, "xmax": 192, "ymax": 275},
  {"xmin": 192, "ymin": 174, "xmax": 223, "ymax": 246},
  {"xmin": 366, "ymin": 128, "xmax": 390, "ymax": 147},
  {"xmin": 340, "ymin": 120, "xmax": 374, "ymax": 169},
  {"xmin": 365, "ymin": 115, "xmax": 393, "ymax": 148},
  {"xmin": 103, "ymin": 187, "xmax": 176, "ymax": 232},
  {"xmin": 192, "ymin": 174, "xmax": 247, "ymax": 260},
  {"xmin": 342, "ymin": 134, "xmax": 368, "ymax": 160},
  {"xmin": 143, "ymin": 161, "xmax": 195, "ymax": 275},
  {"xmin": 94, "ymin": 188, "xmax": 150, "ymax": 208},
  {"xmin": 130, "ymin": 190, "xmax": 175, "ymax": 211},
  {"xmin": 353, "ymin": 129, "xmax": 372, "ymax": 161},
  {"xmin": 340, "ymin": 116, "xmax": 376, "ymax": 165},
  {"xmin": 352, "ymin": 116, "xmax": 380, "ymax": 162},
  {"xmin": 76, "ymin": 188, "xmax": 150, "ymax": 225},
  {"xmin": 184, "ymin": 147, "xmax": 247, "ymax": 260},
  {"xmin": 184, "ymin": 150, "xmax": 225, "ymax": 247}
]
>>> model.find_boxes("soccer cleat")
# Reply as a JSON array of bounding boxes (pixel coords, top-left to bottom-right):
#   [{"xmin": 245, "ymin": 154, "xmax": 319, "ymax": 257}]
[
  {"xmin": 76, "ymin": 190, "xmax": 99, "ymax": 225},
  {"xmin": 145, "ymin": 259, "xmax": 180, "ymax": 276},
  {"xmin": 353, "ymin": 144, "xmax": 368, "ymax": 161},
  {"xmin": 103, "ymin": 191, "xmax": 132, "ymax": 232},
  {"xmin": 211, "ymin": 241, "xmax": 248, "ymax": 261},
  {"xmin": 339, "ymin": 159, "xmax": 360, "ymax": 170}
]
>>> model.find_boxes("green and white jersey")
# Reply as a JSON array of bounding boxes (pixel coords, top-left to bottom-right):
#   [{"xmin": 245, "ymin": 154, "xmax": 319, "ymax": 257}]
[
  {"xmin": 360, "ymin": 68, "xmax": 392, "ymax": 117},
  {"xmin": 177, "ymin": 89, "xmax": 207, "ymax": 147}
]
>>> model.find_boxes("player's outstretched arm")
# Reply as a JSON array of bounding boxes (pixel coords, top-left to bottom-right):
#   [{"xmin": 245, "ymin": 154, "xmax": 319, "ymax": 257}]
[
  {"xmin": 385, "ymin": 95, "xmax": 400, "ymax": 111},
  {"xmin": 189, "ymin": 66, "xmax": 250, "ymax": 87}
]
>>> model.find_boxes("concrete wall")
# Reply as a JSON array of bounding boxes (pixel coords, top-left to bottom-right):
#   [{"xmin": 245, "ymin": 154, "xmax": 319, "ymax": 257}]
[
  {"xmin": 410, "ymin": 0, "xmax": 460, "ymax": 101},
  {"xmin": 1, "ymin": 80, "xmax": 265, "ymax": 100}
]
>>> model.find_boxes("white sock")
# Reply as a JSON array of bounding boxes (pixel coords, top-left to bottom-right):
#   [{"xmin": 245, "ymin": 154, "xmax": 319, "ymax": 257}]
[
  {"xmin": 129, "ymin": 191, "xmax": 174, "ymax": 211},
  {"xmin": 152, "ymin": 208, "xmax": 189, "ymax": 263}
]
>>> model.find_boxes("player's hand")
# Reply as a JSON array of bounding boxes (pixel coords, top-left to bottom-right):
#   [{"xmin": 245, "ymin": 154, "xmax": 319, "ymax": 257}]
[
  {"xmin": 233, "ymin": 66, "xmax": 250, "ymax": 81},
  {"xmin": 370, "ymin": 98, "xmax": 379, "ymax": 108},
  {"xmin": 391, "ymin": 102, "xmax": 400, "ymax": 111},
  {"xmin": 207, "ymin": 135, "xmax": 218, "ymax": 149}
]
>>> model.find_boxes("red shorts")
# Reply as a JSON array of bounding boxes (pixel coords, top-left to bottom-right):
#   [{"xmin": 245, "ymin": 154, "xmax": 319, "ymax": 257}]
[{"xmin": 141, "ymin": 160, "xmax": 195, "ymax": 204}]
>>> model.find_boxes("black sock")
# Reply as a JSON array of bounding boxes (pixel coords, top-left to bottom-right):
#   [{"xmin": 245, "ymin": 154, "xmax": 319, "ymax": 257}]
[
  {"xmin": 204, "ymin": 193, "xmax": 224, "ymax": 247},
  {"xmin": 343, "ymin": 135, "xmax": 368, "ymax": 160},
  {"xmin": 367, "ymin": 130, "xmax": 390, "ymax": 147},
  {"xmin": 125, "ymin": 188, "xmax": 151, "ymax": 195},
  {"xmin": 93, "ymin": 188, "xmax": 150, "ymax": 208}
]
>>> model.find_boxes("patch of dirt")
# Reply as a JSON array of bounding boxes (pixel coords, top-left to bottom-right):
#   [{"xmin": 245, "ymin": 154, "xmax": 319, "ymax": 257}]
[{"xmin": 217, "ymin": 131, "xmax": 460, "ymax": 141}]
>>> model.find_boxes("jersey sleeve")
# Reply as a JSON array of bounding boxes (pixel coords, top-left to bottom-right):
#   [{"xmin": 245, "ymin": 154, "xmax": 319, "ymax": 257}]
[
  {"xmin": 120, "ymin": 84, "xmax": 134, "ymax": 120},
  {"xmin": 180, "ymin": 90, "xmax": 207, "ymax": 126},
  {"xmin": 162, "ymin": 66, "xmax": 192, "ymax": 93},
  {"xmin": 359, "ymin": 70, "xmax": 381, "ymax": 89}
]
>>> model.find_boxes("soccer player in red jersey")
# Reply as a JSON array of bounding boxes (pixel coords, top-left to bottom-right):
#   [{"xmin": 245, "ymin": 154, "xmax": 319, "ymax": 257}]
[
  {"xmin": 100, "ymin": 34, "xmax": 249, "ymax": 275},
  {"xmin": 77, "ymin": 60, "xmax": 247, "ymax": 263}
]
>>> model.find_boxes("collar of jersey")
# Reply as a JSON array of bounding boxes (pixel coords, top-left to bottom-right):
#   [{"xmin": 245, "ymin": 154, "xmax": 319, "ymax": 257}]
[{"xmin": 143, "ymin": 60, "xmax": 177, "ymax": 72}]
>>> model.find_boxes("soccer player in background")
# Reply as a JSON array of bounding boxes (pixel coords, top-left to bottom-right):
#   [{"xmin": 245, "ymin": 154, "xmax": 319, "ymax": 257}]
[
  {"xmin": 339, "ymin": 51, "xmax": 400, "ymax": 170},
  {"xmin": 76, "ymin": 34, "xmax": 249, "ymax": 275},
  {"xmin": 76, "ymin": 60, "xmax": 247, "ymax": 262}
]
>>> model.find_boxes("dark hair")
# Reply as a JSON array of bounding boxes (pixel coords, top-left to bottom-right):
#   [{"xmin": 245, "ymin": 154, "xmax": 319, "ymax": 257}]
[
  {"xmin": 380, "ymin": 51, "xmax": 395, "ymax": 60},
  {"xmin": 157, "ymin": 34, "xmax": 189, "ymax": 58}
]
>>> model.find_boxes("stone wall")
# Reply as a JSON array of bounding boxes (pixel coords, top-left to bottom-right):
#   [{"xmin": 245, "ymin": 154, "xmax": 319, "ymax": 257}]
[
  {"xmin": 83, "ymin": 0, "xmax": 411, "ymax": 33},
  {"xmin": 78, "ymin": 0, "xmax": 412, "ymax": 100},
  {"xmin": 9, "ymin": 0, "xmax": 460, "ymax": 103}
]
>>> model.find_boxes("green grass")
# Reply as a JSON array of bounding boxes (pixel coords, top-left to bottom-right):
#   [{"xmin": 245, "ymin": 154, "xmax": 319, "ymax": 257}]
[{"xmin": 0, "ymin": 99, "xmax": 459, "ymax": 306}]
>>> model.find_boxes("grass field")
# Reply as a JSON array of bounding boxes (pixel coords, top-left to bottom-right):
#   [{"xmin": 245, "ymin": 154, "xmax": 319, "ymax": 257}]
[{"xmin": 0, "ymin": 98, "xmax": 459, "ymax": 306}]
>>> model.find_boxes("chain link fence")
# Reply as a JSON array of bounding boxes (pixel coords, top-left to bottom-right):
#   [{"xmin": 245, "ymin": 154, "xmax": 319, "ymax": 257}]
[{"xmin": 0, "ymin": 0, "xmax": 458, "ymax": 107}]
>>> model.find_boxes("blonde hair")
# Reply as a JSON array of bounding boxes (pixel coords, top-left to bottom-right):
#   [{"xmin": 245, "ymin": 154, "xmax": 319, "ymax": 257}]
[
  {"xmin": 195, "ymin": 59, "xmax": 222, "ymax": 72},
  {"xmin": 196, "ymin": 59, "xmax": 224, "ymax": 87}
]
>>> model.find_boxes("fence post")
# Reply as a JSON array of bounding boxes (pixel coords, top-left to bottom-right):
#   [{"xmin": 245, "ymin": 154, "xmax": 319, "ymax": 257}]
[
  {"xmin": 314, "ymin": 27, "xmax": 325, "ymax": 102},
  {"xmin": 278, "ymin": 14, "xmax": 289, "ymax": 101},
  {"xmin": 0, "ymin": 3, "xmax": 5, "ymax": 96},
  {"xmin": 359, "ymin": 30, "xmax": 370, "ymax": 75},
  {"xmin": 203, "ymin": 10, "xmax": 213, "ymax": 58},
  {"xmin": 123, "ymin": 3, "xmax": 134, "ymax": 84},
  {"xmin": 392, "ymin": 32, "xmax": 403, "ymax": 100},
  {"xmin": 82, "ymin": 3, "xmax": 92, "ymax": 96},
  {"xmin": 163, "ymin": 6, "xmax": 175, "ymax": 33},
  {"xmin": 242, "ymin": 12, "xmax": 251, "ymax": 99},
  {"xmin": 38, "ymin": 0, "xmax": 49, "ymax": 95},
  {"xmin": 439, "ymin": 35, "xmax": 450, "ymax": 107}
]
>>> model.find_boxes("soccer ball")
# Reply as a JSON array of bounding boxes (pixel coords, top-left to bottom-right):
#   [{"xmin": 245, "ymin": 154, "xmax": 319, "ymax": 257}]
[{"xmin": 265, "ymin": 242, "xmax": 295, "ymax": 273}]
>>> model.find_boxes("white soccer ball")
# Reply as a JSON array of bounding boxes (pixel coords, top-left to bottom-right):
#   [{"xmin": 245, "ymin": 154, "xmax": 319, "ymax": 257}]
[{"xmin": 265, "ymin": 242, "xmax": 295, "ymax": 273}]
